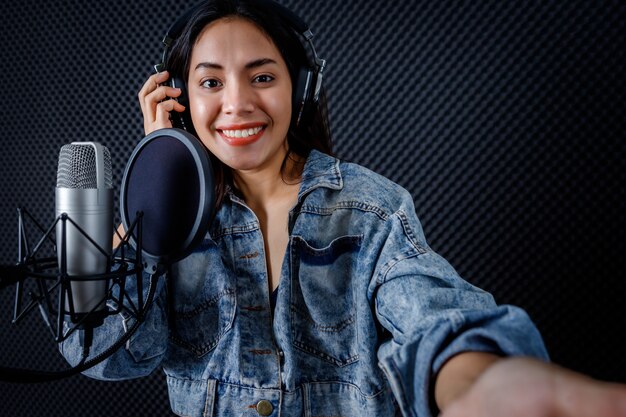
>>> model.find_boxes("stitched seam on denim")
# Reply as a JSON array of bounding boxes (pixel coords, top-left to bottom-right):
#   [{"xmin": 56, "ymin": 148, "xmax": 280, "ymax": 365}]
[
  {"xmin": 292, "ymin": 234, "xmax": 363, "ymax": 255},
  {"xmin": 395, "ymin": 210, "xmax": 427, "ymax": 253},
  {"xmin": 175, "ymin": 288, "xmax": 235, "ymax": 318},
  {"xmin": 298, "ymin": 200, "xmax": 389, "ymax": 220},
  {"xmin": 303, "ymin": 383, "xmax": 311, "ymax": 417},
  {"xmin": 297, "ymin": 180, "xmax": 343, "ymax": 206},
  {"xmin": 170, "ymin": 323, "xmax": 231, "ymax": 357},
  {"xmin": 300, "ymin": 156, "xmax": 342, "ymax": 193},
  {"xmin": 292, "ymin": 340, "xmax": 359, "ymax": 367},
  {"xmin": 171, "ymin": 289, "xmax": 236, "ymax": 356},
  {"xmin": 210, "ymin": 221, "xmax": 259, "ymax": 239},
  {"xmin": 223, "ymin": 381, "xmax": 281, "ymax": 392},
  {"xmin": 306, "ymin": 380, "xmax": 390, "ymax": 400},
  {"xmin": 374, "ymin": 296, "xmax": 404, "ymax": 339},
  {"xmin": 203, "ymin": 379, "xmax": 212, "ymax": 417},
  {"xmin": 290, "ymin": 304, "xmax": 355, "ymax": 332},
  {"xmin": 375, "ymin": 250, "xmax": 421, "ymax": 285},
  {"xmin": 380, "ymin": 359, "xmax": 417, "ymax": 417}
]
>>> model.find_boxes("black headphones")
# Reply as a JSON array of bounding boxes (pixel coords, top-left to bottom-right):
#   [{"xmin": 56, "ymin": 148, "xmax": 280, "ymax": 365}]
[{"xmin": 154, "ymin": 0, "xmax": 326, "ymax": 131}]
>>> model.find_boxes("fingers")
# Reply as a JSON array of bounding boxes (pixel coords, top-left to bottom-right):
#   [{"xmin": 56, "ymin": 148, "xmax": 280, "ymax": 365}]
[
  {"xmin": 554, "ymin": 374, "xmax": 626, "ymax": 417},
  {"xmin": 138, "ymin": 71, "xmax": 186, "ymax": 135},
  {"xmin": 155, "ymin": 99, "xmax": 186, "ymax": 128},
  {"xmin": 438, "ymin": 398, "xmax": 468, "ymax": 417},
  {"xmin": 138, "ymin": 71, "xmax": 171, "ymax": 114},
  {"xmin": 112, "ymin": 223, "xmax": 126, "ymax": 249}
]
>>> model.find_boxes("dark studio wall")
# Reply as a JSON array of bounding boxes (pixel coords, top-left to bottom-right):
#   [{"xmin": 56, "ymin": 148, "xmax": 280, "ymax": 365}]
[{"xmin": 1, "ymin": 0, "xmax": 625, "ymax": 416}]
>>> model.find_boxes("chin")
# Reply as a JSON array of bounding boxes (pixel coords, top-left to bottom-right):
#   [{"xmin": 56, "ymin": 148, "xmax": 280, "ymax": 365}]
[{"xmin": 221, "ymin": 152, "xmax": 265, "ymax": 171}]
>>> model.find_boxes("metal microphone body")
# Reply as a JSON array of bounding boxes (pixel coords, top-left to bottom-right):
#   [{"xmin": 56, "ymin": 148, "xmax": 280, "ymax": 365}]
[{"xmin": 55, "ymin": 142, "xmax": 113, "ymax": 323}]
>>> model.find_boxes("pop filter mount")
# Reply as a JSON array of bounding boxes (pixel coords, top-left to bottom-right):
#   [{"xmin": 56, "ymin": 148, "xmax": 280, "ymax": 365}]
[{"xmin": 0, "ymin": 128, "xmax": 215, "ymax": 382}]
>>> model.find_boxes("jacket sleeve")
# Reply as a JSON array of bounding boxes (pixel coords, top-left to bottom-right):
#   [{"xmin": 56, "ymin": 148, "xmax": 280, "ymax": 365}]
[
  {"xmin": 59, "ymin": 268, "xmax": 169, "ymax": 381},
  {"xmin": 371, "ymin": 191, "xmax": 549, "ymax": 417}
]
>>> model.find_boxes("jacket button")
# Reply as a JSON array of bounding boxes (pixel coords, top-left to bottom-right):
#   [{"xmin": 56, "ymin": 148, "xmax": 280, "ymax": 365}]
[{"xmin": 256, "ymin": 399, "xmax": 273, "ymax": 416}]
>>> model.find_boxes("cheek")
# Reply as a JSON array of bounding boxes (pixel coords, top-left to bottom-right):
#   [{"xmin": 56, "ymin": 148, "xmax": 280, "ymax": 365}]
[
  {"xmin": 189, "ymin": 95, "xmax": 217, "ymax": 131},
  {"xmin": 267, "ymin": 89, "xmax": 292, "ymax": 130},
  {"xmin": 188, "ymin": 97, "xmax": 220, "ymax": 154}
]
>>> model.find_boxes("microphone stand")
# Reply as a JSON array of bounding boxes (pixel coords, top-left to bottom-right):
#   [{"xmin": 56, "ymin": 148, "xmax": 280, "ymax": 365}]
[{"xmin": 0, "ymin": 208, "xmax": 161, "ymax": 383}]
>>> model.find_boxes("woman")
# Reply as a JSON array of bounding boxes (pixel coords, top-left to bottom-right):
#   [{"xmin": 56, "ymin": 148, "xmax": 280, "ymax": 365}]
[{"xmin": 63, "ymin": 1, "xmax": 626, "ymax": 416}]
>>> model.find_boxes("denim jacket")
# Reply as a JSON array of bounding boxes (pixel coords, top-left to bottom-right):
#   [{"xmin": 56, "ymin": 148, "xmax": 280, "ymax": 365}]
[{"xmin": 62, "ymin": 150, "xmax": 548, "ymax": 417}]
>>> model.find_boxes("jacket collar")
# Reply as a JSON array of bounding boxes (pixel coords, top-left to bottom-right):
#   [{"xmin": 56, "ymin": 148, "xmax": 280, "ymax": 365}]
[
  {"xmin": 298, "ymin": 150, "xmax": 343, "ymax": 201},
  {"xmin": 225, "ymin": 150, "xmax": 343, "ymax": 204}
]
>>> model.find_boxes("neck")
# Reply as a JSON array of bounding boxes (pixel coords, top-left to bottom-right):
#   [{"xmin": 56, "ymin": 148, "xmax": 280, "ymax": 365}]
[{"xmin": 233, "ymin": 151, "xmax": 303, "ymax": 210}]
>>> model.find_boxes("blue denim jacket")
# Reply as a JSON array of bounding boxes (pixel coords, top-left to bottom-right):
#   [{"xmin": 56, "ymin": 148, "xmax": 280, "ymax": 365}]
[{"xmin": 62, "ymin": 150, "xmax": 548, "ymax": 417}]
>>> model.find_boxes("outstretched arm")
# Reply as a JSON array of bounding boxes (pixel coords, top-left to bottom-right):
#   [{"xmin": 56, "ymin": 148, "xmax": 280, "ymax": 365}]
[
  {"xmin": 436, "ymin": 353, "xmax": 626, "ymax": 417},
  {"xmin": 434, "ymin": 351, "xmax": 501, "ymax": 410}
]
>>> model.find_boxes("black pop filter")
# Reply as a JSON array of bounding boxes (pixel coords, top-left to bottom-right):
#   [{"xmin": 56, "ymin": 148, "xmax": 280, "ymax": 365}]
[{"xmin": 120, "ymin": 128, "xmax": 214, "ymax": 272}]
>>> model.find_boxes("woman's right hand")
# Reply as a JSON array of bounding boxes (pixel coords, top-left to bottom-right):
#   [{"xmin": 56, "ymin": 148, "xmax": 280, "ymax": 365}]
[
  {"xmin": 138, "ymin": 70, "xmax": 186, "ymax": 135},
  {"xmin": 440, "ymin": 357, "xmax": 626, "ymax": 417}
]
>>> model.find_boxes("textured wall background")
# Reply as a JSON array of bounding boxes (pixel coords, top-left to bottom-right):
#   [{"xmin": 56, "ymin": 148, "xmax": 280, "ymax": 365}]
[{"xmin": 1, "ymin": 0, "xmax": 625, "ymax": 416}]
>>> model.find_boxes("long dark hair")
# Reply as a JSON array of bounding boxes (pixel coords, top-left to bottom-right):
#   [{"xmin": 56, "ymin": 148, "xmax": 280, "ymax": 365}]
[{"xmin": 166, "ymin": 0, "xmax": 333, "ymax": 209}]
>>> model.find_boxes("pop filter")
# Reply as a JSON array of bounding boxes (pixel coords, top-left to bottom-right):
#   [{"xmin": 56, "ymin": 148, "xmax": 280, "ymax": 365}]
[{"xmin": 120, "ymin": 128, "xmax": 214, "ymax": 273}]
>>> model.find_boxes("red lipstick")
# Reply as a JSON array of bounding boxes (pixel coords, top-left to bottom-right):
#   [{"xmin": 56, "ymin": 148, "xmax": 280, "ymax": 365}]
[{"xmin": 216, "ymin": 123, "xmax": 266, "ymax": 147}]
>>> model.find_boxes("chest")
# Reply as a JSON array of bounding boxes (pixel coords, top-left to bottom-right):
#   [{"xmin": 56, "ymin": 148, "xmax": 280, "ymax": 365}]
[
  {"xmin": 180, "ymin": 196, "xmax": 372, "ymax": 305},
  {"xmin": 231, "ymin": 183, "xmax": 298, "ymax": 291},
  {"xmin": 260, "ymin": 203, "xmax": 292, "ymax": 291}
]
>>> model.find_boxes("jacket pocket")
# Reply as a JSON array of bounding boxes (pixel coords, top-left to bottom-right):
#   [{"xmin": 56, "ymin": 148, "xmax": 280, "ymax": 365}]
[
  {"xmin": 290, "ymin": 234, "xmax": 362, "ymax": 367},
  {"xmin": 169, "ymin": 253, "xmax": 237, "ymax": 357},
  {"xmin": 123, "ymin": 294, "xmax": 169, "ymax": 363},
  {"xmin": 171, "ymin": 287, "xmax": 236, "ymax": 357}
]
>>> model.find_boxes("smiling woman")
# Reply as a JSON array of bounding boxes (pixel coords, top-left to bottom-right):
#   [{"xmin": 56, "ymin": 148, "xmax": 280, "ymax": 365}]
[
  {"xmin": 188, "ymin": 18, "xmax": 294, "ymax": 172},
  {"xmin": 57, "ymin": 1, "xmax": 626, "ymax": 417}
]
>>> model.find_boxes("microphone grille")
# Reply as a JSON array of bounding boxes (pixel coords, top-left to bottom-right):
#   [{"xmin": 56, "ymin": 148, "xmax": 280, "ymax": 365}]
[{"xmin": 57, "ymin": 143, "xmax": 113, "ymax": 189}]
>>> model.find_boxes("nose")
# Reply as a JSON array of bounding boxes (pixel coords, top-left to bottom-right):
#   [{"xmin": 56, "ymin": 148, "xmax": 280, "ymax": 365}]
[{"xmin": 222, "ymin": 80, "xmax": 255, "ymax": 115}]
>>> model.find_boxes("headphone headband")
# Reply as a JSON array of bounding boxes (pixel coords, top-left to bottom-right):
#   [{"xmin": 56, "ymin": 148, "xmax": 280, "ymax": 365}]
[
  {"xmin": 156, "ymin": 0, "xmax": 326, "ymax": 129},
  {"xmin": 158, "ymin": 0, "xmax": 324, "ymax": 69}
]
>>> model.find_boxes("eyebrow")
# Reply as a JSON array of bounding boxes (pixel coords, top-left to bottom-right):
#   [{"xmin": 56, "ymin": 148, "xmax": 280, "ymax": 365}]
[{"xmin": 194, "ymin": 58, "xmax": 278, "ymax": 71}]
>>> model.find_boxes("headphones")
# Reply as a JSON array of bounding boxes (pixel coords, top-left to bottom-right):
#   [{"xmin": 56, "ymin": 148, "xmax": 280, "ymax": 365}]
[{"xmin": 154, "ymin": 0, "xmax": 327, "ymax": 131}]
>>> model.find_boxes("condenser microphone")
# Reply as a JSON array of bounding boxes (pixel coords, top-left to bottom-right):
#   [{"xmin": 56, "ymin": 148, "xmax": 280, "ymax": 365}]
[
  {"xmin": 0, "ymin": 133, "xmax": 213, "ymax": 383},
  {"xmin": 55, "ymin": 142, "xmax": 113, "ymax": 326}
]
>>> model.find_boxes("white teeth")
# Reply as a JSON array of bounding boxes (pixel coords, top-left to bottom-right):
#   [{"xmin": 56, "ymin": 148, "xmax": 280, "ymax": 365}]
[{"xmin": 222, "ymin": 126, "xmax": 263, "ymax": 138}]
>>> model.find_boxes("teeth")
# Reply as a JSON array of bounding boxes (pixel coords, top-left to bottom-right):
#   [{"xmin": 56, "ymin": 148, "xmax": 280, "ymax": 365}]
[{"xmin": 222, "ymin": 126, "xmax": 263, "ymax": 138}]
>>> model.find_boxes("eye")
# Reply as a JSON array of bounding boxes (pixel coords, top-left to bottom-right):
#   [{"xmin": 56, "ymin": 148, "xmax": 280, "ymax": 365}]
[
  {"xmin": 200, "ymin": 78, "xmax": 222, "ymax": 89},
  {"xmin": 253, "ymin": 74, "xmax": 275, "ymax": 84}
]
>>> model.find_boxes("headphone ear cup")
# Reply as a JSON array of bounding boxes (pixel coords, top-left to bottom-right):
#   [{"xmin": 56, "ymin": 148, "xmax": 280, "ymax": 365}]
[
  {"xmin": 170, "ymin": 76, "xmax": 189, "ymax": 107},
  {"xmin": 292, "ymin": 67, "xmax": 315, "ymax": 128},
  {"xmin": 169, "ymin": 75, "xmax": 193, "ymax": 131}
]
